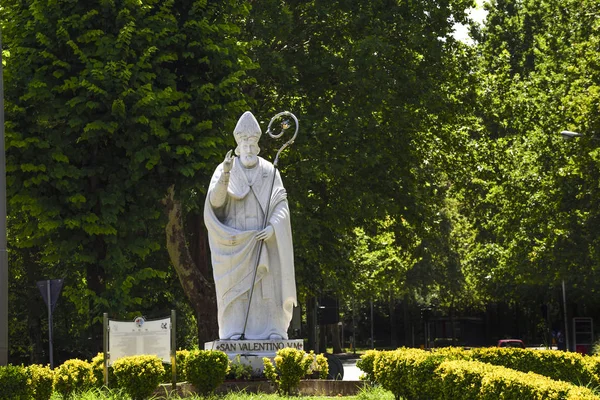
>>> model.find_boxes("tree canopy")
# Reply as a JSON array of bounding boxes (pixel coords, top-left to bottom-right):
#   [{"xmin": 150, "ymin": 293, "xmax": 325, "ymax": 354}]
[{"xmin": 2, "ymin": 0, "xmax": 600, "ymax": 361}]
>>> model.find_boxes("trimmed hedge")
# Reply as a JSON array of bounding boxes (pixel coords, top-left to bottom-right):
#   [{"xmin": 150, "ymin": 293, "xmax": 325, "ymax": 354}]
[
  {"xmin": 185, "ymin": 349, "xmax": 229, "ymax": 395},
  {"xmin": 90, "ymin": 352, "xmax": 116, "ymax": 388},
  {"xmin": 0, "ymin": 364, "xmax": 29, "ymax": 400},
  {"xmin": 356, "ymin": 349, "xmax": 378, "ymax": 384},
  {"xmin": 27, "ymin": 364, "xmax": 54, "ymax": 400},
  {"xmin": 357, "ymin": 348, "xmax": 600, "ymax": 400},
  {"xmin": 437, "ymin": 360, "xmax": 598, "ymax": 400},
  {"xmin": 112, "ymin": 355, "xmax": 165, "ymax": 400},
  {"xmin": 370, "ymin": 348, "xmax": 468, "ymax": 400},
  {"xmin": 53, "ymin": 359, "xmax": 96, "ymax": 399},
  {"xmin": 470, "ymin": 347, "xmax": 600, "ymax": 386}
]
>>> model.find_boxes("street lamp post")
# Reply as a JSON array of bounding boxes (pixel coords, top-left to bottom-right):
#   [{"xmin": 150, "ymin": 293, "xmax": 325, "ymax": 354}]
[
  {"xmin": 562, "ymin": 280, "xmax": 569, "ymax": 351},
  {"xmin": 557, "ymin": 128, "xmax": 593, "ymax": 352},
  {"xmin": 560, "ymin": 130, "xmax": 583, "ymax": 138}
]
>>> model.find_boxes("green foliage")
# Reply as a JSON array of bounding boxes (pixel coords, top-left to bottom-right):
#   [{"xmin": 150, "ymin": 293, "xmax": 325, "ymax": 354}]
[
  {"xmin": 262, "ymin": 348, "xmax": 317, "ymax": 396},
  {"xmin": 313, "ymin": 353, "xmax": 329, "ymax": 380},
  {"xmin": 461, "ymin": 0, "xmax": 600, "ymax": 312},
  {"xmin": 370, "ymin": 348, "xmax": 459, "ymax": 400},
  {"xmin": 184, "ymin": 350, "xmax": 229, "ymax": 395},
  {"xmin": 0, "ymin": 364, "xmax": 30, "ymax": 400},
  {"xmin": 158, "ymin": 348, "xmax": 191, "ymax": 384},
  {"xmin": 53, "ymin": 359, "xmax": 96, "ymax": 399},
  {"xmin": 362, "ymin": 348, "xmax": 600, "ymax": 400},
  {"xmin": 1, "ymin": 0, "xmax": 252, "ymax": 355},
  {"xmin": 90, "ymin": 353, "xmax": 115, "ymax": 388},
  {"xmin": 437, "ymin": 360, "xmax": 598, "ymax": 400},
  {"xmin": 356, "ymin": 350, "xmax": 379, "ymax": 384},
  {"xmin": 175, "ymin": 349, "xmax": 190, "ymax": 383},
  {"xmin": 227, "ymin": 355, "xmax": 253, "ymax": 381},
  {"xmin": 469, "ymin": 347, "xmax": 599, "ymax": 387},
  {"xmin": 27, "ymin": 364, "xmax": 54, "ymax": 400},
  {"xmin": 246, "ymin": 0, "xmax": 479, "ymax": 305},
  {"xmin": 111, "ymin": 355, "xmax": 165, "ymax": 400}
]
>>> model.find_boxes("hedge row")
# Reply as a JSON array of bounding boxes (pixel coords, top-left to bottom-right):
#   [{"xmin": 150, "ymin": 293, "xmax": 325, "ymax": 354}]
[
  {"xmin": 469, "ymin": 347, "xmax": 600, "ymax": 387},
  {"xmin": 437, "ymin": 360, "xmax": 598, "ymax": 400},
  {"xmin": 1, "ymin": 348, "xmax": 329, "ymax": 399},
  {"xmin": 0, "ymin": 349, "xmax": 228, "ymax": 399},
  {"xmin": 357, "ymin": 348, "xmax": 600, "ymax": 400}
]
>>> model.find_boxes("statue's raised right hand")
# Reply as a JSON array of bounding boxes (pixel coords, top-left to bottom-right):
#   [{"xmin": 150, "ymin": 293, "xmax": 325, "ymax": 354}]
[{"xmin": 222, "ymin": 150, "xmax": 234, "ymax": 173}]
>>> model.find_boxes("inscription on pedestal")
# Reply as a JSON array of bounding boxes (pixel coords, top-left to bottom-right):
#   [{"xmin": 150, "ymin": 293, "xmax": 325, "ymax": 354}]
[{"xmin": 205, "ymin": 339, "xmax": 303, "ymax": 354}]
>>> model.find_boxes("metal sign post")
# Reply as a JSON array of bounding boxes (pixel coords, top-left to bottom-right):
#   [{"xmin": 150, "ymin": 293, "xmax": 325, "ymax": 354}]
[
  {"xmin": 37, "ymin": 279, "xmax": 64, "ymax": 368},
  {"xmin": 171, "ymin": 309, "xmax": 176, "ymax": 391}
]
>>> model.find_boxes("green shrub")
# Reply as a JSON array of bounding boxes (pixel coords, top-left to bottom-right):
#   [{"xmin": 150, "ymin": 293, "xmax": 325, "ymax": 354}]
[
  {"xmin": 228, "ymin": 354, "xmax": 253, "ymax": 380},
  {"xmin": 90, "ymin": 353, "xmax": 115, "ymax": 388},
  {"xmin": 53, "ymin": 359, "xmax": 96, "ymax": 399},
  {"xmin": 175, "ymin": 349, "xmax": 189, "ymax": 382},
  {"xmin": 112, "ymin": 355, "xmax": 165, "ymax": 400},
  {"xmin": 370, "ymin": 347, "xmax": 469, "ymax": 400},
  {"xmin": 356, "ymin": 350, "xmax": 379, "ymax": 383},
  {"xmin": 159, "ymin": 349, "xmax": 189, "ymax": 383},
  {"xmin": 469, "ymin": 347, "xmax": 599, "ymax": 386},
  {"xmin": 312, "ymin": 352, "xmax": 329, "ymax": 379},
  {"xmin": 0, "ymin": 364, "xmax": 30, "ymax": 400},
  {"xmin": 185, "ymin": 349, "xmax": 229, "ymax": 395},
  {"xmin": 436, "ymin": 359, "xmax": 599, "ymax": 400},
  {"xmin": 373, "ymin": 348, "xmax": 438, "ymax": 400},
  {"xmin": 27, "ymin": 364, "xmax": 54, "ymax": 400},
  {"xmin": 262, "ymin": 348, "xmax": 315, "ymax": 396}
]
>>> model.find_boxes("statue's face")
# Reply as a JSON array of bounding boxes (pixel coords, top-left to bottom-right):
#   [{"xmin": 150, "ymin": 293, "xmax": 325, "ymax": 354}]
[{"xmin": 239, "ymin": 138, "xmax": 259, "ymax": 168}]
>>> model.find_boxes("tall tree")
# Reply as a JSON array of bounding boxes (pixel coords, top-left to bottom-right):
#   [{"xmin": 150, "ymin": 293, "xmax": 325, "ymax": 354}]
[{"xmin": 1, "ymin": 0, "xmax": 253, "ymax": 355}]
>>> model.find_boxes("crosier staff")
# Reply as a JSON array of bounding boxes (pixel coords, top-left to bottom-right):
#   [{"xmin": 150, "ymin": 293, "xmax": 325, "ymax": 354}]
[{"xmin": 240, "ymin": 111, "xmax": 298, "ymax": 340}]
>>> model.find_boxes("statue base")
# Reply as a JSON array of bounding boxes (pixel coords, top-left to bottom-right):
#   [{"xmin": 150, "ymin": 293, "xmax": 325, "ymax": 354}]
[{"xmin": 204, "ymin": 339, "xmax": 304, "ymax": 376}]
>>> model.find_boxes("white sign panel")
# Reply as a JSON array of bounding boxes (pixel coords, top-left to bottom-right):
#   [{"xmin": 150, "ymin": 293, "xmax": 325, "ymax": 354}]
[{"xmin": 108, "ymin": 317, "xmax": 171, "ymax": 365}]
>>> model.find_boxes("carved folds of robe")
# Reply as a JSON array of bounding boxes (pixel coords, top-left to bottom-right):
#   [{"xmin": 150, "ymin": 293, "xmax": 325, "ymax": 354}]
[{"xmin": 204, "ymin": 156, "xmax": 296, "ymax": 339}]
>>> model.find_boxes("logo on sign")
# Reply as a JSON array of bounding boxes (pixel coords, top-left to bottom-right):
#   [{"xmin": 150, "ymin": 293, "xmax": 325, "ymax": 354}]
[{"xmin": 134, "ymin": 316, "xmax": 145, "ymax": 328}]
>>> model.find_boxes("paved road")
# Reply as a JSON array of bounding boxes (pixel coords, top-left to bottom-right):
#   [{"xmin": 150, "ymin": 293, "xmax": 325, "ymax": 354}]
[
  {"xmin": 341, "ymin": 358, "xmax": 361, "ymax": 381},
  {"xmin": 334, "ymin": 353, "xmax": 362, "ymax": 381}
]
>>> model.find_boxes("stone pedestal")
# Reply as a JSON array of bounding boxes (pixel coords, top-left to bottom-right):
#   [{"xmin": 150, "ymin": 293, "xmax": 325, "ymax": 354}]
[{"xmin": 204, "ymin": 339, "xmax": 304, "ymax": 376}]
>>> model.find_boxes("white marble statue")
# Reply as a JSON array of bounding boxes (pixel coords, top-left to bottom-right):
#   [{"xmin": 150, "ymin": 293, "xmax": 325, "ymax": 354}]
[{"xmin": 204, "ymin": 111, "xmax": 297, "ymax": 340}]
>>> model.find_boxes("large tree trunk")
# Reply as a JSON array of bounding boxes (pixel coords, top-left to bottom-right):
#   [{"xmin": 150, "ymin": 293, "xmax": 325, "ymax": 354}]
[
  {"xmin": 329, "ymin": 324, "xmax": 342, "ymax": 354},
  {"xmin": 163, "ymin": 186, "xmax": 218, "ymax": 345}
]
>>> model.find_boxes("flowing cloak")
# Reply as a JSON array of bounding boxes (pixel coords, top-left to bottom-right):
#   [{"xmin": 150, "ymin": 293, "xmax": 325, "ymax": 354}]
[{"xmin": 204, "ymin": 156, "xmax": 297, "ymax": 339}]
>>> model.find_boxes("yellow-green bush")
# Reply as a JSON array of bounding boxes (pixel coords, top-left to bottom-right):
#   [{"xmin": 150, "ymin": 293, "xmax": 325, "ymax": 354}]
[
  {"xmin": 368, "ymin": 348, "xmax": 470, "ymax": 400},
  {"xmin": 373, "ymin": 348, "xmax": 445, "ymax": 400},
  {"xmin": 356, "ymin": 349, "xmax": 379, "ymax": 383},
  {"xmin": 53, "ymin": 359, "xmax": 96, "ymax": 399},
  {"xmin": 90, "ymin": 352, "xmax": 116, "ymax": 388},
  {"xmin": 312, "ymin": 352, "xmax": 329, "ymax": 379},
  {"xmin": 185, "ymin": 350, "xmax": 229, "ymax": 395},
  {"xmin": 0, "ymin": 364, "xmax": 29, "ymax": 400},
  {"xmin": 469, "ymin": 347, "xmax": 599, "ymax": 386},
  {"xmin": 585, "ymin": 354, "xmax": 600, "ymax": 382},
  {"xmin": 112, "ymin": 355, "xmax": 165, "ymax": 400},
  {"xmin": 359, "ymin": 348, "xmax": 600, "ymax": 400},
  {"xmin": 262, "ymin": 348, "xmax": 317, "ymax": 396},
  {"xmin": 27, "ymin": 364, "xmax": 54, "ymax": 400},
  {"xmin": 436, "ymin": 359, "xmax": 599, "ymax": 400},
  {"xmin": 159, "ymin": 349, "xmax": 189, "ymax": 383},
  {"xmin": 175, "ymin": 349, "xmax": 189, "ymax": 382}
]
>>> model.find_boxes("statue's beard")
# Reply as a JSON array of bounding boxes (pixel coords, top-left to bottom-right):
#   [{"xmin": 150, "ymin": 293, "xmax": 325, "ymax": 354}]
[{"xmin": 240, "ymin": 154, "xmax": 258, "ymax": 168}]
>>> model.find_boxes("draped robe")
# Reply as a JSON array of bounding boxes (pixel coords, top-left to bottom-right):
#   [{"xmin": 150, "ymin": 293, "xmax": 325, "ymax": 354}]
[{"xmin": 204, "ymin": 157, "xmax": 296, "ymax": 339}]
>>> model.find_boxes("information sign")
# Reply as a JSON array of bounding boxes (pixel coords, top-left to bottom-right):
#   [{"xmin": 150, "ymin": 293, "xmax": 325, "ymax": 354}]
[{"xmin": 108, "ymin": 316, "xmax": 171, "ymax": 365}]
